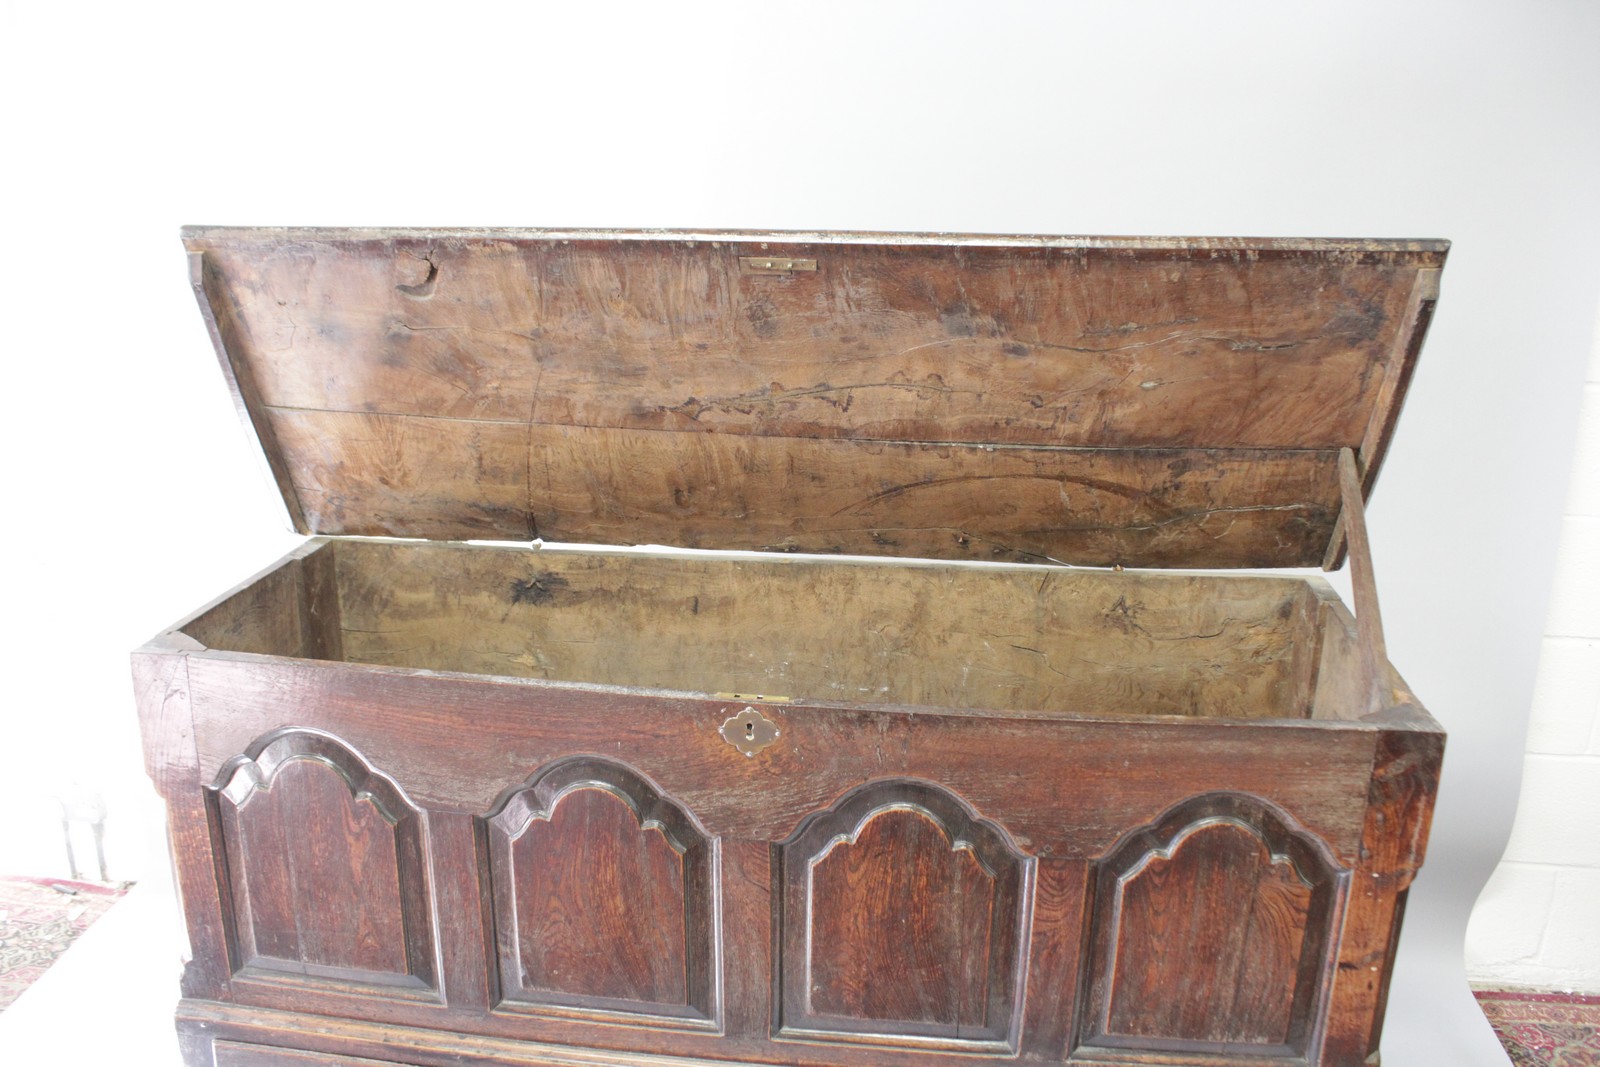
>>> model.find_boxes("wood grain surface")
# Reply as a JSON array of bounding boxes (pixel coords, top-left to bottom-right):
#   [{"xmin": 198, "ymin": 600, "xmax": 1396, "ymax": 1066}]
[
  {"xmin": 318, "ymin": 539, "xmax": 1319, "ymax": 720},
  {"xmin": 137, "ymin": 539, "xmax": 1437, "ymax": 1065},
  {"xmin": 134, "ymin": 634, "xmax": 1441, "ymax": 1067},
  {"xmin": 1104, "ymin": 823, "xmax": 1312, "ymax": 1043},
  {"xmin": 211, "ymin": 731, "xmax": 435, "ymax": 991},
  {"xmin": 507, "ymin": 790, "xmax": 689, "ymax": 1001},
  {"xmin": 1079, "ymin": 792, "xmax": 1344, "ymax": 1059},
  {"xmin": 212, "ymin": 1040, "xmax": 401, "ymax": 1067},
  {"xmin": 184, "ymin": 229, "xmax": 1446, "ymax": 568},
  {"xmin": 483, "ymin": 757, "xmax": 718, "ymax": 1025},
  {"xmin": 147, "ymin": 227, "xmax": 1449, "ymax": 1067},
  {"xmin": 804, "ymin": 812, "xmax": 995, "ymax": 1029},
  {"xmin": 224, "ymin": 760, "xmax": 410, "ymax": 975},
  {"xmin": 777, "ymin": 780, "xmax": 1031, "ymax": 1049}
]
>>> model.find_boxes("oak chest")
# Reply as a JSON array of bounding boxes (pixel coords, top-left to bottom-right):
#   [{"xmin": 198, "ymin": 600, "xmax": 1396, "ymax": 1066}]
[{"xmin": 136, "ymin": 228, "xmax": 1447, "ymax": 1067}]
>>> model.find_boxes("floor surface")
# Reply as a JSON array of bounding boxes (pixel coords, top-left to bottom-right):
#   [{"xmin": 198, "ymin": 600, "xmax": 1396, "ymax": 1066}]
[
  {"xmin": 1476, "ymin": 989, "xmax": 1600, "ymax": 1066},
  {"xmin": 0, "ymin": 876, "xmax": 128, "ymax": 1012}
]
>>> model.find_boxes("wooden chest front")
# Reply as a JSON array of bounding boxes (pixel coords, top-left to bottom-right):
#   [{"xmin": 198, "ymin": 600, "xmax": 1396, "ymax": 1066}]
[{"xmin": 137, "ymin": 229, "xmax": 1446, "ymax": 1067}]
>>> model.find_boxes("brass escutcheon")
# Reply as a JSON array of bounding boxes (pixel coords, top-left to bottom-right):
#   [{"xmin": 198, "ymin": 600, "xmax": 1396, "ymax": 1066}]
[{"xmin": 720, "ymin": 706, "xmax": 780, "ymax": 757}]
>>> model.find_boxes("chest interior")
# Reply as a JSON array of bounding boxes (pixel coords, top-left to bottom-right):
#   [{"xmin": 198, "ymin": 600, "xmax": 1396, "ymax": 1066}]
[{"xmin": 179, "ymin": 538, "xmax": 1367, "ymax": 721}]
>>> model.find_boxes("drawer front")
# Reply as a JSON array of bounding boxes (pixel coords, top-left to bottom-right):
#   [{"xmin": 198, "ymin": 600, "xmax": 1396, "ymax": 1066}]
[
  {"xmin": 213, "ymin": 1041, "xmax": 411, "ymax": 1067},
  {"xmin": 171, "ymin": 657, "xmax": 1436, "ymax": 1066}
]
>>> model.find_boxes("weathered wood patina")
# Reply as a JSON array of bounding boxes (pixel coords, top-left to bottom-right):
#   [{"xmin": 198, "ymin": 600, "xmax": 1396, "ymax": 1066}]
[{"xmin": 138, "ymin": 228, "xmax": 1446, "ymax": 1067}]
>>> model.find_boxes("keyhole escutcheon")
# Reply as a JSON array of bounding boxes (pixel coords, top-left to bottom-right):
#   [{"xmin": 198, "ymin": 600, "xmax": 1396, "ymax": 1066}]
[{"xmin": 720, "ymin": 705, "xmax": 780, "ymax": 757}]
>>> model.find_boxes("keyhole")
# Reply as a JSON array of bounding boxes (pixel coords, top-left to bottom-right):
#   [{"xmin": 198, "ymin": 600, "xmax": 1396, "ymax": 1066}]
[{"xmin": 721, "ymin": 705, "xmax": 777, "ymax": 756}]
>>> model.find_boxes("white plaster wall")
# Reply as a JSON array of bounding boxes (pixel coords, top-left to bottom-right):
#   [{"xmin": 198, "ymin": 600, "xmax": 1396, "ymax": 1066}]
[{"xmin": 1466, "ymin": 297, "xmax": 1600, "ymax": 991}]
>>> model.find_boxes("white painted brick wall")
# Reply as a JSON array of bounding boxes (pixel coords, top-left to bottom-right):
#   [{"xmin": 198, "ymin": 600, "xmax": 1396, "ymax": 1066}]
[
  {"xmin": 1466, "ymin": 299, "xmax": 1600, "ymax": 991},
  {"xmin": 1526, "ymin": 638, "xmax": 1600, "ymax": 754}
]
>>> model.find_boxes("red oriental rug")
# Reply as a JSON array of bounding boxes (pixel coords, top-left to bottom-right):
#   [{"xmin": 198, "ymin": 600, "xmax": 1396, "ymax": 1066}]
[
  {"xmin": 1476, "ymin": 988, "xmax": 1600, "ymax": 1066},
  {"xmin": 0, "ymin": 876, "xmax": 129, "ymax": 1012}
]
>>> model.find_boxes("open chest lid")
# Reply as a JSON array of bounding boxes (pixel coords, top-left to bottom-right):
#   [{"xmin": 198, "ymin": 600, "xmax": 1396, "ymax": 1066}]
[{"xmin": 184, "ymin": 227, "xmax": 1445, "ymax": 570}]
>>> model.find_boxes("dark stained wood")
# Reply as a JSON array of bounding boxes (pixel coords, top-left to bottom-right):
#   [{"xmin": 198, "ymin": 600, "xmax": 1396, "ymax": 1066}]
[
  {"xmin": 1078, "ymin": 793, "xmax": 1344, "ymax": 1058},
  {"xmin": 145, "ymin": 227, "xmax": 1449, "ymax": 1067},
  {"xmin": 719, "ymin": 839, "xmax": 772, "ymax": 1044},
  {"xmin": 139, "ymin": 638, "xmax": 1443, "ymax": 1067},
  {"xmin": 184, "ymin": 229, "xmax": 1446, "ymax": 569},
  {"xmin": 804, "ymin": 813, "xmax": 993, "ymax": 1028},
  {"xmin": 179, "ymin": 655, "xmax": 1383, "ymax": 861},
  {"xmin": 133, "ymin": 647, "xmax": 233, "ymax": 1001},
  {"xmin": 213, "ymin": 1041, "xmax": 400, "ymax": 1067},
  {"xmin": 210, "ymin": 730, "xmax": 435, "ymax": 991},
  {"xmin": 182, "ymin": 999, "xmax": 1036, "ymax": 1067},
  {"xmin": 509, "ymin": 790, "xmax": 689, "ymax": 1003},
  {"xmin": 132, "ymin": 645, "xmax": 198, "ymax": 794},
  {"xmin": 1012, "ymin": 859, "xmax": 1087, "ymax": 1060},
  {"xmin": 776, "ymin": 780, "xmax": 1031, "ymax": 1049},
  {"xmin": 483, "ymin": 757, "xmax": 718, "ymax": 1026},
  {"xmin": 1105, "ymin": 825, "xmax": 1311, "ymax": 1042},
  {"xmin": 423, "ymin": 810, "xmax": 490, "ymax": 1015},
  {"xmin": 1321, "ymin": 727, "xmax": 1445, "ymax": 1066}
]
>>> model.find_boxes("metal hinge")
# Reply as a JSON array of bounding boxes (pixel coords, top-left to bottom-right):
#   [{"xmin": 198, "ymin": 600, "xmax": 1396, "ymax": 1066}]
[{"xmin": 740, "ymin": 256, "xmax": 817, "ymax": 274}]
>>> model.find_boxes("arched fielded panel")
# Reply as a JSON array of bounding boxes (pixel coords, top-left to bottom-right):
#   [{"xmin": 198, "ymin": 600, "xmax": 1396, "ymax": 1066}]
[
  {"xmin": 1078, "ymin": 793, "xmax": 1347, "ymax": 1060},
  {"xmin": 209, "ymin": 729, "xmax": 436, "ymax": 991},
  {"xmin": 482, "ymin": 757, "xmax": 719, "ymax": 1027},
  {"xmin": 776, "ymin": 779, "xmax": 1033, "ymax": 1052}
]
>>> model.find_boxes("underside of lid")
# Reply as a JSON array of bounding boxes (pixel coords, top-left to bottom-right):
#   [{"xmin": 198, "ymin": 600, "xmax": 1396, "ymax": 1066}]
[{"xmin": 183, "ymin": 227, "xmax": 1446, "ymax": 569}]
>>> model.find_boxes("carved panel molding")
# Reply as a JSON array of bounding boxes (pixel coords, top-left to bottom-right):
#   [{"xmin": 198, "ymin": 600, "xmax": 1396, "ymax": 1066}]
[
  {"xmin": 208, "ymin": 728, "xmax": 437, "ymax": 993},
  {"xmin": 776, "ymin": 778, "xmax": 1034, "ymax": 1052},
  {"xmin": 1077, "ymin": 792, "xmax": 1348, "ymax": 1062},
  {"xmin": 481, "ymin": 756, "xmax": 720, "ymax": 1028}
]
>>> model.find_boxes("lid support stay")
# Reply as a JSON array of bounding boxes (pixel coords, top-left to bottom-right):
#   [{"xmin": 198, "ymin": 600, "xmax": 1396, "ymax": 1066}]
[{"xmin": 1338, "ymin": 447, "xmax": 1390, "ymax": 713}]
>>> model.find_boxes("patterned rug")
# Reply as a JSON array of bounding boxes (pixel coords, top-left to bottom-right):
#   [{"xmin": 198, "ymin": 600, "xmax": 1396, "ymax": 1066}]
[
  {"xmin": 0, "ymin": 876, "xmax": 130, "ymax": 1012},
  {"xmin": 1476, "ymin": 988, "xmax": 1600, "ymax": 1066}
]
